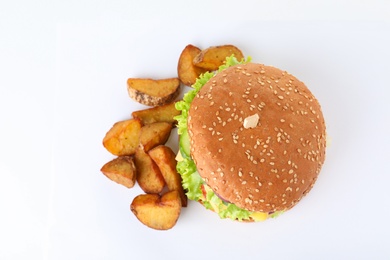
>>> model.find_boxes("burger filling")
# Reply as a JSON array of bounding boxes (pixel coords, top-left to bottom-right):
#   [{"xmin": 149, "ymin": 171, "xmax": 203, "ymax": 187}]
[{"xmin": 175, "ymin": 56, "xmax": 283, "ymax": 221}]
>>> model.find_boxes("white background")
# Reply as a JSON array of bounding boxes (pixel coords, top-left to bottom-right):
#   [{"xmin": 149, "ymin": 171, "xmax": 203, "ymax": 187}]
[{"xmin": 1, "ymin": 1, "xmax": 390, "ymax": 259}]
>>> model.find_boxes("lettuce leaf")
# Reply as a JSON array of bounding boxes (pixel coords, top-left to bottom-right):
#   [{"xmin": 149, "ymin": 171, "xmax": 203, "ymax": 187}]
[
  {"xmin": 206, "ymin": 189, "xmax": 251, "ymax": 221},
  {"xmin": 176, "ymin": 158, "xmax": 203, "ymax": 200}
]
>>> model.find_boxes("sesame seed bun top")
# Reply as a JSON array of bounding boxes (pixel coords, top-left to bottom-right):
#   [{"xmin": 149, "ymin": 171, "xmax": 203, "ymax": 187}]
[{"xmin": 187, "ymin": 63, "xmax": 326, "ymax": 213}]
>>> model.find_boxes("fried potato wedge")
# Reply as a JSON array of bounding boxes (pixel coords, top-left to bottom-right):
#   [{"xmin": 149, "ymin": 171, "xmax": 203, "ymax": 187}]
[
  {"xmin": 130, "ymin": 190, "xmax": 182, "ymax": 230},
  {"xmin": 139, "ymin": 122, "xmax": 172, "ymax": 152},
  {"xmin": 127, "ymin": 78, "xmax": 181, "ymax": 106},
  {"xmin": 148, "ymin": 145, "xmax": 187, "ymax": 207},
  {"xmin": 134, "ymin": 148, "xmax": 165, "ymax": 193},
  {"xmin": 132, "ymin": 102, "xmax": 180, "ymax": 125},
  {"xmin": 103, "ymin": 118, "xmax": 142, "ymax": 156},
  {"xmin": 100, "ymin": 156, "xmax": 137, "ymax": 188},
  {"xmin": 177, "ymin": 44, "xmax": 208, "ymax": 86},
  {"xmin": 193, "ymin": 44, "xmax": 244, "ymax": 71}
]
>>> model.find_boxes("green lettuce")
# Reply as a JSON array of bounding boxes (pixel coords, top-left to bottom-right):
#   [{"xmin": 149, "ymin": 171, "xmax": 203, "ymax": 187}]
[
  {"xmin": 176, "ymin": 158, "xmax": 203, "ymax": 200},
  {"xmin": 206, "ymin": 189, "xmax": 252, "ymax": 221}
]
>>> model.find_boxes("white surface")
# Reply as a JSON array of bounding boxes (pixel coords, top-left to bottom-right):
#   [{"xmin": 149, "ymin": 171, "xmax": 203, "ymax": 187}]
[{"xmin": 1, "ymin": 1, "xmax": 390, "ymax": 260}]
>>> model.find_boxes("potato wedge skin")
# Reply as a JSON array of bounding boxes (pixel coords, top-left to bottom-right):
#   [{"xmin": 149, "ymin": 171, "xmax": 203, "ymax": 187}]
[
  {"xmin": 130, "ymin": 190, "xmax": 181, "ymax": 230},
  {"xmin": 177, "ymin": 44, "xmax": 208, "ymax": 86},
  {"xmin": 134, "ymin": 148, "xmax": 166, "ymax": 193},
  {"xmin": 127, "ymin": 78, "xmax": 181, "ymax": 106},
  {"xmin": 132, "ymin": 102, "xmax": 180, "ymax": 125},
  {"xmin": 139, "ymin": 122, "xmax": 173, "ymax": 152},
  {"xmin": 103, "ymin": 118, "xmax": 142, "ymax": 156},
  {"xmin": 193, "ymin": 44, "xmax": 244, "ymax": 71},
  {"xmin": 100, "ymin": 156, "xmax": 137, "ymax": 188},
  {"xmin": 148, "ymin": 145, "xmax": 188, "ymax": 207}
]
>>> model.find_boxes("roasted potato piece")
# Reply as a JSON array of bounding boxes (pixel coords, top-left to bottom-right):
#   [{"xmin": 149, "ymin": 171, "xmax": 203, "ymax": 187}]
[
  {"xmin": 103, "ymin": 118, "xmax": 142, "ymax": 156},
  {"xmin": 177, "ymin": 44, "xmax": 208, "ymax": 86},
  {"xmin": 193, "ymin": 44, "xmax": 244, "ymax": 71},
  {"xmin": 134, "ymin": 148, "xmax": 165, "ymax": 193},
  {"xmin": 148, "ymin": 145, "xmax": 187, "ymax": 207},
  {"xmin": 130, "ymin": 190, "xmax": 182, "ymax": 230},
  {"xmin": 127, "ymin": 78, "xmax": 181, "ymax": 106},
  {"xmin": 139, "ymin": 122, "xmax": 172, "ymax": 152},
  {"xmin": 100, "ymin": 156, "xmax": 137, "ymax": 188},
  {"xmin": 132, "ymin": 102, "xmax": 180, "ymax": 125}
]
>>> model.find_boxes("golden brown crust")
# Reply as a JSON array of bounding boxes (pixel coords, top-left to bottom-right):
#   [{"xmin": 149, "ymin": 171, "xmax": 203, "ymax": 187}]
[
  {"xmin": 188, "ymin": 63, "xmax": 326, "ymax": 213},
  {"xmin": 132, "ymin": 102, "xmax": 180, "ymax": 125},
  {"xmin": 127, "ymin": 78, "xmax": 181, "ymax": 106},
  {"xmin": 177, "ymin": 44, "xmax": 208, "ymax": 86}
]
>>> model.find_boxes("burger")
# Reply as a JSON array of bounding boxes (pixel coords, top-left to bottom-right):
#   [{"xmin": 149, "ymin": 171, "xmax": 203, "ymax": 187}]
[{"xmin": 175, "ymin": 56, "xmax": 326, "ymax": 221}]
